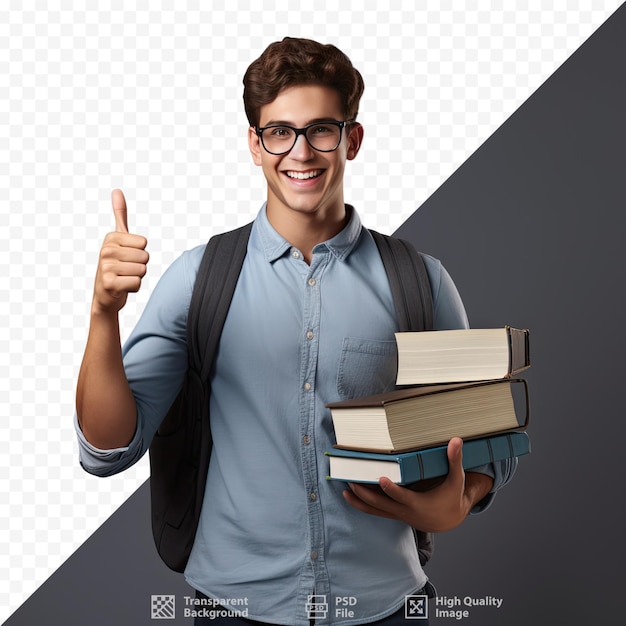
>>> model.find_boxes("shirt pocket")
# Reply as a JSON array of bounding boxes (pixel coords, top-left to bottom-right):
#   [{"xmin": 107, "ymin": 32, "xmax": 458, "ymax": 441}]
[{"xmin": 337, "ymin": 337, "xmax": 398, "ymax": 401}]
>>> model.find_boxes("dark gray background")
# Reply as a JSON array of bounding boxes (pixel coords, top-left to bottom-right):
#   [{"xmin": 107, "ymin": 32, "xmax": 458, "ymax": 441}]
[
  {"xmin": 5, "ymin": 5, "xmax": 625, "ymax": 625},
  {"xmin": 396, "ymin": 5, "xmax": 626, "ymax": 623}
]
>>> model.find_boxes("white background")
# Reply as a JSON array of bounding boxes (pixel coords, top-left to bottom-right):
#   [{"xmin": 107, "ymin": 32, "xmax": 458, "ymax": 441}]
[{"xmin": 0, "ymin": 1, "xmax": 620, "ymax": 621}]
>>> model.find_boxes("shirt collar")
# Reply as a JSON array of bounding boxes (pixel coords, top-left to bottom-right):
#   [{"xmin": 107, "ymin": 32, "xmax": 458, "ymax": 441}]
[{"xmin": 256, "ymin": 202, "xmax": 363, "ymax": 263}]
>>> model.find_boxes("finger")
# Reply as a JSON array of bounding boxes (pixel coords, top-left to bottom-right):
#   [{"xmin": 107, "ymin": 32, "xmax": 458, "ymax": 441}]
[
  {"xmin": 342, "ymin": 487, "xmax": 398, "ymax": 520},
  {"xmin": 101, "ymin": 239, "xmax": 149, "ymax": 262},
  {"xmin": 114, "ymin": 275, "xmax": 144, "ymax": 294},
  {"xmin": 346, "ymin": 482, "xmax": 404, "ymax": 516},
  {"xmin": 378, "ymin": 477, "xmax": 417, "ymax": 505},
  {"xmin": 111, "ymin": 188, "xmax": 129, "ymax": 233},
  {"xmin": 445, "ymin": 437, "xmax": 465, "ymax": 485},
  {"xmin": 111, "ymin": 261, "xmax": 148, "ymax": 279}
]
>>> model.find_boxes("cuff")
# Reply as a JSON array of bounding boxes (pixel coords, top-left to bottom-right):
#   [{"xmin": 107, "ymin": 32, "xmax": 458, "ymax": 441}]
[
  {"xmin": 468, "ymin": 457, "xmax": 518, "ymax": 514},
  {"xmin": 74, "ymin": 412, "xmax": 143, "ymax": 477}
]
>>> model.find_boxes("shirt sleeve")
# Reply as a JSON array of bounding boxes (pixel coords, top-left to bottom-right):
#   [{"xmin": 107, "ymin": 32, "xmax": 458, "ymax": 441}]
[
  {"xmin": 422, "ymin": 253, "xmax": 517, "ymax": 513},
  {"xmin": 421, "ymin": 253, "xmax": 469, "ymax": 331},
  {"xmin": 74, "ymin": 245, "xmax": 203, "ymax": 476}
]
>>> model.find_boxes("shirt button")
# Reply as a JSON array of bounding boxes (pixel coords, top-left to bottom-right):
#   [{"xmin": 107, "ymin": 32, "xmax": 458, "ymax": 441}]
[
  {"xmin": 292, "ymin": 250, "xmax": 300, "ymax": 259},
  {"xmin": 304, "ymin": 382, "xmax": 312, "ymax": 391},
  {"xmin": 306, "ymin": 330, "xmax": 314, "ymax": 340},
  {"xmin": 303, "ymin": 435, "xmax": 311, "ymax": 445},
  {"xmin": 308, "ymin": 278, "xmax": 316, "ymax": 286},
  {"xmin": 310, "ymin": 492, "xmax": 317, "ymax": 501},
  {"xmin": 311, "ymin": 550, "xmax": 318, "ymax": 560}
]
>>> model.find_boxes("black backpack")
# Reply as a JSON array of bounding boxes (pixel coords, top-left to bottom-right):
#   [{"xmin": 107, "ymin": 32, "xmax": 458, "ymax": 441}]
[{"xmin": 149, "ymin": 222, "xmax": 434, "ymax": 572}]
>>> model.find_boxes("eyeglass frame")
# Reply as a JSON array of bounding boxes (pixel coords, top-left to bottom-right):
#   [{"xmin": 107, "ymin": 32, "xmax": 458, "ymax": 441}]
[{"xmin": 254, "ymin": 119, "xmax": 356, "ymax": 156}]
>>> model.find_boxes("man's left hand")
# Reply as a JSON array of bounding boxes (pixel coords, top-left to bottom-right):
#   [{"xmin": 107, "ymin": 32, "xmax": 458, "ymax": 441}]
[{"xmin": 342, "ymin": 437, "xmax": 494, "ymax": 533}]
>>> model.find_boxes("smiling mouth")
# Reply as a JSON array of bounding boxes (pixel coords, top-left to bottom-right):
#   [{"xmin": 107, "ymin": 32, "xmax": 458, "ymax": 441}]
[{"xmin": 284, "ymin": 169, "xmax": 325, "ymax": 180}]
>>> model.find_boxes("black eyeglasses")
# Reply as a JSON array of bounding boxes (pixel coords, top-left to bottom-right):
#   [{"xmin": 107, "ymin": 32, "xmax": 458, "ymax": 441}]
[{"xmin": 255, "ymin": 120, "xmax": 355, "ymax": 155}]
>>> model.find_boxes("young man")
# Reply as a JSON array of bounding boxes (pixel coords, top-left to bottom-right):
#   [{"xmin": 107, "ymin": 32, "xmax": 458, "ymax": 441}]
[{"xmin": 75, "ymin": 38, "xmax": 516, "ymax": 625}]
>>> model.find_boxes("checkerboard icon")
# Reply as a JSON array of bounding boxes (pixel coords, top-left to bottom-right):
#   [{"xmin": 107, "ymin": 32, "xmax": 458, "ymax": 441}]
[
  {"xmin": 151, "ymin": 595, "xmax": 176, "ymax": 619},
  {"xmin": 405, "ymin": 594, "xmax": 428, "ymax": 620}
]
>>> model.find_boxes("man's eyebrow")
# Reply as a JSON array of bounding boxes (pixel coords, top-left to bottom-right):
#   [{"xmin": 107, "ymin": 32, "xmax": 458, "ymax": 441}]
[{"xmin": 260, "ymin": 117, "xmax": 340, "ymax": 127}]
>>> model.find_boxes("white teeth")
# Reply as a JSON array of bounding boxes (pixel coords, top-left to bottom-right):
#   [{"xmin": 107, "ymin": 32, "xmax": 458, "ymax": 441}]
[{"xmin": 286, "ymin": 170, "xmax": 322, "ymax": 180}]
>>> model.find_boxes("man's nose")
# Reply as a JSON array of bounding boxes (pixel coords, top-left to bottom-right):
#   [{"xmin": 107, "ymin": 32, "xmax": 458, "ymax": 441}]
[{"xmin": 288, "ymin": 133, "xmax": 315, "ymax": 159}]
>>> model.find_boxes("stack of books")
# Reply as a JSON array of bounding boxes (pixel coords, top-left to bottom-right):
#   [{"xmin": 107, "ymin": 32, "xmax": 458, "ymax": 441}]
[{"xmin": 325, "ymin": 326, "xmax": 531, "ymax": 485}]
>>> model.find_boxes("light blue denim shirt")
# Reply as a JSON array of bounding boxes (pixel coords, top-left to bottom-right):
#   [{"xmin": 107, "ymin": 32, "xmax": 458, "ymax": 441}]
[{"xmin": 76, "ymin": 204, "xmax": 516, "ymax": 625}]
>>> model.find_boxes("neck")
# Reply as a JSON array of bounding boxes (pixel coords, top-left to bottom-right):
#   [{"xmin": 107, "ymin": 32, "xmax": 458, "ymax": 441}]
[{"xmin": 266, "ymin": 201, "xmax": 349, "ymax": 264}]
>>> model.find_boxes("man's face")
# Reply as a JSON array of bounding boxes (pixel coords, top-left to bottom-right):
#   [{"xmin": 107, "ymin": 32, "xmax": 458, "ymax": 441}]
[{"xmin": 248, "ymin": 84, "xmax": 362, "ymax": 222}]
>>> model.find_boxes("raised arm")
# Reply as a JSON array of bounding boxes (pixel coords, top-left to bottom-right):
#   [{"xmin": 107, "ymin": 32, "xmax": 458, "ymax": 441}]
[{"xmin": 75, "ymin": 189, "xmax": 149, "ymax": 449}]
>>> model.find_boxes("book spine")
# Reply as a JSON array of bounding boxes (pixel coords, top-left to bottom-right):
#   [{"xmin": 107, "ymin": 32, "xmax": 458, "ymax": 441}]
[
  {"xmin": 396, "ymin": 432, "xmax": 530, "ymax": 483},
  {"xmin": 508, "ymin": 326, "xmax": 531, "ymax": 375}
]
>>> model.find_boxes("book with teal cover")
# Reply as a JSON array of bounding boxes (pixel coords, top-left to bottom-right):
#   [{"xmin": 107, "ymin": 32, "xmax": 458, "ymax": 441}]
[{"xmin": 326, "ymin": 431, "xmax": 530, "ymax": 485}]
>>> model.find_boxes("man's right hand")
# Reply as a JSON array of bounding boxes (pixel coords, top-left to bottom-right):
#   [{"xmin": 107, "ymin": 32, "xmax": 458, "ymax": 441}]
[
  {"xmin": 92, "ymin": 189, "xmax": 149, "ymax": 315},
  {"xmin": 76, "ymin": 189, "xmax": 147, "ymax": 447}
]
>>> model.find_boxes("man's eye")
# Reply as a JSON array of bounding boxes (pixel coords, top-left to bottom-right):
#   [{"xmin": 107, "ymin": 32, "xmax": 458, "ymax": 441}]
[
  {"xmin": 311, "ymin": 125, "xmax": 333, "ymax": 134},
  {"xmin": 270, "ymin": 127, "xmax": 293, "ymax": 138}
]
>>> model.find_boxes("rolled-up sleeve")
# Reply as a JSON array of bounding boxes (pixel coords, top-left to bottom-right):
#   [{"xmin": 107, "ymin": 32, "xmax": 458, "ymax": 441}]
[{"xmin": 74, "ymin": 412, "xmax": 144, "ymax": 476}]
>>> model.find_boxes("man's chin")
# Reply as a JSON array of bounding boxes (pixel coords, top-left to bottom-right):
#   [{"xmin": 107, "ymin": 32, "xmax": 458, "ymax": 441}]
[{"xmin": 274, "ymin": 195, "xmax": 325, "ymax": 216}]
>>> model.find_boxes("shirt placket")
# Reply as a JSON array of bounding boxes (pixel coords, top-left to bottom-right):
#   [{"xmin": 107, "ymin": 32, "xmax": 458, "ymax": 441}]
[{"xmin": 294, "ymin": 246, "xmax": 331, "ymax": 625}]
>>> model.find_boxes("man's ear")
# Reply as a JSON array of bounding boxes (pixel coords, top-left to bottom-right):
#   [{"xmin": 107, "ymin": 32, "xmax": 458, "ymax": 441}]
[
  {"xmin": 346, "ymin": 122, "xmax": 364, "ymax": 161},
  {"xmin": 248, "ymin": 126, "xmax": 263, "ymax": 166}
]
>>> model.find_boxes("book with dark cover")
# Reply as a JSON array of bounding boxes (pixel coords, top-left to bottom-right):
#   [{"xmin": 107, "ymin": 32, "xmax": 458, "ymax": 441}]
[
  {"xmin": 395, "ymin": 326, "xmax": 530, "ymax": 385},
  {"xmin": 327, "ymin": 378, "xmax": 529, "ymax": 453},
  {"xmin": 326, "ymin": 431, "xmax": 530, "ymax": 484}
]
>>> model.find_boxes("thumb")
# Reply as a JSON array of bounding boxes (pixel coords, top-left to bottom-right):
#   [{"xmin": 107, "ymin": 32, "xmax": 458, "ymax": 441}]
[
  {"xmin": 111, "ymin": 188, "xmax": 129, "ymax": 233},
  {"xmin": 446, "ymin": 437, "xmax": 464, "ymax": 480}
]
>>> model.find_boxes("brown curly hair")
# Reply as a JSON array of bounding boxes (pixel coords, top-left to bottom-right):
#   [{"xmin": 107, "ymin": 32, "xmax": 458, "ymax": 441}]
[{"xmin": 243, "ymin": 37, "xmax": 365, "ymax": 128}]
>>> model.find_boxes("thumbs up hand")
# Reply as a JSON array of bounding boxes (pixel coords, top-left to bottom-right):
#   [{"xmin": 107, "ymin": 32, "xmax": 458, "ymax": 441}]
[{"xmin": 92, "ymin": 189, "xmax": 150, "ymax": 315}]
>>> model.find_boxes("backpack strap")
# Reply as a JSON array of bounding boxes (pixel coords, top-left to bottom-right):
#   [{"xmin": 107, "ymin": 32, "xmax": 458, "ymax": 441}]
[
  {"xmin": 369, "ymin": 230, "xmax": 434, "ymax": 333},
  {"xmin": 370, "ymin": 229, "xmax": 435, "ymax": 567},
  {"xmin": 189, "ymin": 222, "xmax": 254, "ymax": 381}
]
